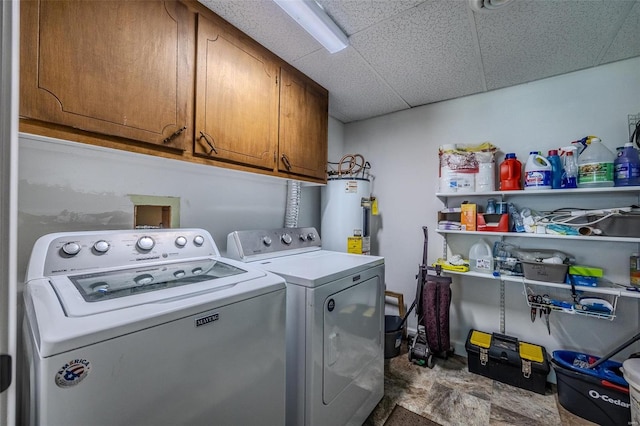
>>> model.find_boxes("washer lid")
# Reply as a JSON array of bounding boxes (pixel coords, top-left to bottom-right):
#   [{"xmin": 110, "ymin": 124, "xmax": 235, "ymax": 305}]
[
  {"xmin": 47, "ymin": 257, "xmax": 266, "ymax": 317},
  {"xmin": 255, "ymin": 250, "xmax": 384, "ymax": 287}
]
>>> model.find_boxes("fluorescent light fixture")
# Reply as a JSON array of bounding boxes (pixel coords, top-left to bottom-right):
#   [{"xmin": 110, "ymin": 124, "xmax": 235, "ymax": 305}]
[{"xmin": 273, "ymin": 0, "xmax": 349, "ymax": 53}]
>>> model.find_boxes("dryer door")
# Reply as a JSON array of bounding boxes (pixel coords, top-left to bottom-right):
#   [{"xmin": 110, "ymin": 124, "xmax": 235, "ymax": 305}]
[{"xmin": 322, "ymin": 275, "xmax": 382, "ymax": 404}]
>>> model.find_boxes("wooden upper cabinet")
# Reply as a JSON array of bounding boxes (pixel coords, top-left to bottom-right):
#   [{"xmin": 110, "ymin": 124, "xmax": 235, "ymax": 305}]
[
  {"xmin": 20, "ymin": 1, "xmax": 194, "ymax": 150},
  {"xmin": 194, "ymin": 14, "xmax": 279, "ymax": 170},
  {"xmin": 278, "ymin": 67, "xmax": 328, "ymax": 181}
]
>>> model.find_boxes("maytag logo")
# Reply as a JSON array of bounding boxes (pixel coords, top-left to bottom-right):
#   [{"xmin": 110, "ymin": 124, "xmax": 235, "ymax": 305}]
[
  {"xmin": 195, "ymin": 313, "xmax": 219, "ymax": 327},
  {"xmin": 588, "ymin": 389, "xmax": 630, "ymax": 408}
]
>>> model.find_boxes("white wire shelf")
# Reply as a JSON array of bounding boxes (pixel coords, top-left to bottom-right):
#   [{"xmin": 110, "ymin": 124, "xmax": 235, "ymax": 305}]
[
  {"xmin": 442, "ymin": 269, "xmax": 640, "ymax": 300},
  {"xmin": 436, "ymin": 229, "xmax": 640, "ymax": 244},
  {"xmin": 436, "ymin": 186, "xmax": 640, "ymax": 200}
]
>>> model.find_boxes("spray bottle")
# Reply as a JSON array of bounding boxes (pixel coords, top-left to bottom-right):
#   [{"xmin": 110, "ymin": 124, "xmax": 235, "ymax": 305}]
[{"xmin": 559, "ymin": 146, "xmax": 579, "ymax": 189}]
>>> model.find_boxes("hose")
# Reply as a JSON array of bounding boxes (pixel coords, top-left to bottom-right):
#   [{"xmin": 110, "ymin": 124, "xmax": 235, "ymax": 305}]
[
  {"xmin": 284, "ymin": 180, "xmax": 301, "ymax": 228},
  {"xmin": 327, "ymin": 154, "xmax": 371, "ymax": 178}
]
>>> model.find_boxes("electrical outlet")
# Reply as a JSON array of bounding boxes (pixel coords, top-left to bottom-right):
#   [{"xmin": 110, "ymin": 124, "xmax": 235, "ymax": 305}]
[{"xmin": 629, "ymin": 113, "xmax": 640, "ymax": 142}]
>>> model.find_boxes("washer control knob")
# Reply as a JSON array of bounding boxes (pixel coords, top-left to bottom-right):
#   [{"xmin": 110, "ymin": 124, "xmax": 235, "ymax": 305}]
[
  {"xmin": 307, "ymin": 233, "xmax": 316, "ymax": 241},
  {"xmin": 62, "ymin": 242, "xmax": 81, "ymax": 256},
  {"xmin": 175, "ymin": 236, "xmax": 187, "ymax": 247},
  {"xmin": 137, "ymin": 236, "xmax": 155, "ymax": 251},
  {"xmin": 262, "ymin": 236, "xmax": 272, "ymax": 246},
  {"xmin": 134, "ymin": 274, "xmax": 154, "ymax": 285},
  {"xmin": 193, "ymin": 235, "xmax": 205, "ymax": 246},
  {"xmin": 174, "ymin": 270, "xmax": 186, "ymax": 278},
  {"xmin": 281, "ymin": 233, "xmax": 292, "ymax": 245},
  {"xmin": 192, "ymin": 267, "xmax": 203, "ymax": 275},
  {"xmin": 299, "ymin": 234, "xmax": 307, "ymax": 242},
  {"xmin": 93, "ymin": 240, "xmax": 110, "ymax": 253}
]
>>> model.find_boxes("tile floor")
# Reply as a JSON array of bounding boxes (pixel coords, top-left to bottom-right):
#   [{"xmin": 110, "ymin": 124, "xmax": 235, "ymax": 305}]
[{"xmin": 364, "ymin": 342, "xmax": 597, "ymax": 426}]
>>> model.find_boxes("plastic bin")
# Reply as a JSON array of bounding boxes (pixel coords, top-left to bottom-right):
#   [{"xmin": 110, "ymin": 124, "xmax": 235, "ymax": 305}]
[
  {"xmin": 521, "ymin": 261, "xmax": 568, "ymax": 283},
  {"xmin": 384, "ymin": 315, "xmax": 403, "ymax": 359}
]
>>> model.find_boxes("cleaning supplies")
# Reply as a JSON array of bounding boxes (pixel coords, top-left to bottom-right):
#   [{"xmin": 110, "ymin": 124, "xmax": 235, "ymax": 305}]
[
  {"xmin": 524, "ymin": 152, "xmax": 552, "ymax": 190},
  {"xmin": 562, "ymin": 149, "xmax": 579, "ymax": 189},
  {"xmin": 614, "ymin": 142, "xmax": 640, "ymax": 186},
  {"xmin": 578, "ymin": 137, "xmax": 615, "ymax": 187},
  {"xmin": 547, "ymin": 149, "xmax": 563, "ymax": 189},
  {"xmin": 499, "ymin": 153, "xmax": 522, "ymax": 190},
  {"xmin": 469, "ymin": 239, "xmax": 493, "ymax": 274}
]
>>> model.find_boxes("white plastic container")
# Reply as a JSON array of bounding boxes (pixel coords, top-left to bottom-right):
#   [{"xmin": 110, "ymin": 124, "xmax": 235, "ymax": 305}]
[
  {"xmin": 524, "ymin": 152, "xmax": 552, "ymax": 190},
  {"xmin": 622, "ymin": 358, "xmax": 640, "ymax": 426},
  {"xmin": 578, "ymin": 137, "xmax": 614, "ymax": 187},
  {"xmin": 469, "ymin": 239, "xmax": 493, "ymax": 274}
]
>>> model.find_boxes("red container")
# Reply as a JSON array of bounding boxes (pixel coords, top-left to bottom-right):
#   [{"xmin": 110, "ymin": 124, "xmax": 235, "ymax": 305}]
[{"xmin": 500, "ymin": 153, "xmax": 522, "ymax": 190}]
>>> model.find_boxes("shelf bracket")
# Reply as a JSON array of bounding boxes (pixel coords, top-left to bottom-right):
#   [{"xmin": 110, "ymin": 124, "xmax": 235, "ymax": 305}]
[{"xmin": 500, "ymin": 279, "xmax": 506, "ymax": 334}]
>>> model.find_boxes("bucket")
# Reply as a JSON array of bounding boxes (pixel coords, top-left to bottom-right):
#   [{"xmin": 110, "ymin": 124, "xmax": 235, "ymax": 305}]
[
  {"xmin": 552, "ymin": 352, "xmax": 630, "ymax": 426},
  {"xmin": 384, "ymin": 315, "xmax": 404, "ymax": 359},
  {"xmin": 623, "ymin": 358, "xmax": 640, "ymax": 426}
]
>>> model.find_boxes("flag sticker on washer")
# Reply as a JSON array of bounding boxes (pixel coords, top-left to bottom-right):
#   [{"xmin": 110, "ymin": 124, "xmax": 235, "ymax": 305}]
[{"xmin": 55, "ymin": 359, "xmax": 91, "ymax": 388}]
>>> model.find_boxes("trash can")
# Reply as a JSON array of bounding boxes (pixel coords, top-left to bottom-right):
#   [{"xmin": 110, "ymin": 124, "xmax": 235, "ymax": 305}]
[
  {"xmin": 623, "ymin": 358, "xmax": 640, "ymax": 426},
  {"xmin": 384, "ymin": 315, "xmax": 403, "ymax": 359}
]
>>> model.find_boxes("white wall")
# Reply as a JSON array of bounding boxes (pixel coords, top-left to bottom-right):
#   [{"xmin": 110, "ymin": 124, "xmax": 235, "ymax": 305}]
[
  {"xmin": 343, "ymin": 57, "xmax": 640, "ymax": 362},
  {"xmin": 17, "ymin": 133, "xmax": 328, "ymax": 281}
]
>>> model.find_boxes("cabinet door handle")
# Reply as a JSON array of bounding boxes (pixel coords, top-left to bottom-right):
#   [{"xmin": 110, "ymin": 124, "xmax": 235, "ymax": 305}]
[
  {"xmin": 163, "ymin": 126, "xmax": 187, "ymax": 144},
  {"xmin": 199, "ymin": 131, "xmax": 218, "ymax": 155},
  {"xmin": 281, "ymin": 153, "xmax": 292, "ymax": 171}
]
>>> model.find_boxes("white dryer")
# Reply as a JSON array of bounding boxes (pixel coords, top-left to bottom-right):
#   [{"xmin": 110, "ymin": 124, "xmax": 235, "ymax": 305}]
[
  {"xmin": 22, "ymin": 228, "xmax": 286, "ymax": 426},
  {"xmin": 227, "ymin": 227, "xmax": 384, "ymax": 426}
]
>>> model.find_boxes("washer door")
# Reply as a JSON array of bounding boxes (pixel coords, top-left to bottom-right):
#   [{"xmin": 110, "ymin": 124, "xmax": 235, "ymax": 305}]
[{"xmin": 323, "ymin": 275, "xmax": 381, "ymax": 404}]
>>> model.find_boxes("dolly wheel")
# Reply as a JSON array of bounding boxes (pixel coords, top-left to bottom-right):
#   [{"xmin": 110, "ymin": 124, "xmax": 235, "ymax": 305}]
[{"xmin": 427, "ymin": 354, "xmax": 435, "ymax": 369}]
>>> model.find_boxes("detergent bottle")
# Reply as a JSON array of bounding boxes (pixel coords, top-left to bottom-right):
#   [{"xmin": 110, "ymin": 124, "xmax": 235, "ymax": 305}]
[
  {"xmin": 614, "ymin": 142, "xmax": 640, "ymax": 187},
  {"xmin": 524, "ymin": 152, "xmax": 552, "ymax": 190},
  {"xmin": 547, "ymin": 149, "xmax": 563, "ymax": 189},
  {"xmin": 499, "ymin": 153, "xmax": 522, "ymax": 190},
  {"xmin": 578, "ymin": 137, "xmax": 614, "ymax": 187}
]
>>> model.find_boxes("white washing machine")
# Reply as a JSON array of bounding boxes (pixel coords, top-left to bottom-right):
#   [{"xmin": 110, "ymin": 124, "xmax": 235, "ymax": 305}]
[
  {"xmin": 22, "ymin": 228, "xmax": 286, "ymax": 426},
  {"xmin": 226, "ymin": 227, "xmax": 384, "ymax": 426}
]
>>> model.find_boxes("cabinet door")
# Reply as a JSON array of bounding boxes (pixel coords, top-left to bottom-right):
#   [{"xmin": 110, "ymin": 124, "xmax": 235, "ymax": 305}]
[
  {"xmin": 278, "ymin": 67, "xmax": 328, "ymax": 181},
  {"xmin": 194, "ymin": 14, "xmax": 279, "ymax": 170},
  {"xmin": 20, "ymin": 1, "xmax": 194, "ymax": 151}
]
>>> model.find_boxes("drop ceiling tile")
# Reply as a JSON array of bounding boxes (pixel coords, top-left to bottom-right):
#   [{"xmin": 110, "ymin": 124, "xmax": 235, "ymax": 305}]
[
  {"xmin": 198, "ymin": 0, "xmax": 324, "ymax": 62},
  {"xmin": 317, "ymin": 0, "xmax": 423, "ymax": 35},
  {"xmin": 292, "ymin": 48, "xmax": 409, "ymax": 122},
  {"xmin": 600, "ymin": 1, "xmax": 640, "ymax": 64},
  {"xmin": 476, "ymin": 0, "xmax": 635, "ymax": 90},
  {"xmin": 350, "ymin": 0, "xmax": 486, "ymax": 107}
]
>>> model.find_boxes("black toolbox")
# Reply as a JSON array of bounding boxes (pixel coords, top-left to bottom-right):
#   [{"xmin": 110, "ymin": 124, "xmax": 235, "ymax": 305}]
[{"xmin": 465, "ymin": 329, "xmax": 550, "ymax": 394}]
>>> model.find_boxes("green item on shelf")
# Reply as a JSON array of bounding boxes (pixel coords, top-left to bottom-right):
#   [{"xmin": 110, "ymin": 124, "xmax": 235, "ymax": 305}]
[{"xmin": 568, "ymin": 265, "xmax": 603, "ymax": 278}]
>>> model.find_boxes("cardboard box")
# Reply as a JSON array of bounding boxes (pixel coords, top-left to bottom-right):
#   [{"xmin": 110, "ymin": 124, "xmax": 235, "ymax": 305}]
[
  {"xmin": 476, "ymin": 213, "xmax": 509, "ymax": 232},
  {"xmin": 465, "ymin": 330, "xmax": 550, "ymax": 395},
  {"xmin": 460, "ymin": 203, "xmax": 476, "ymax": 231}
]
